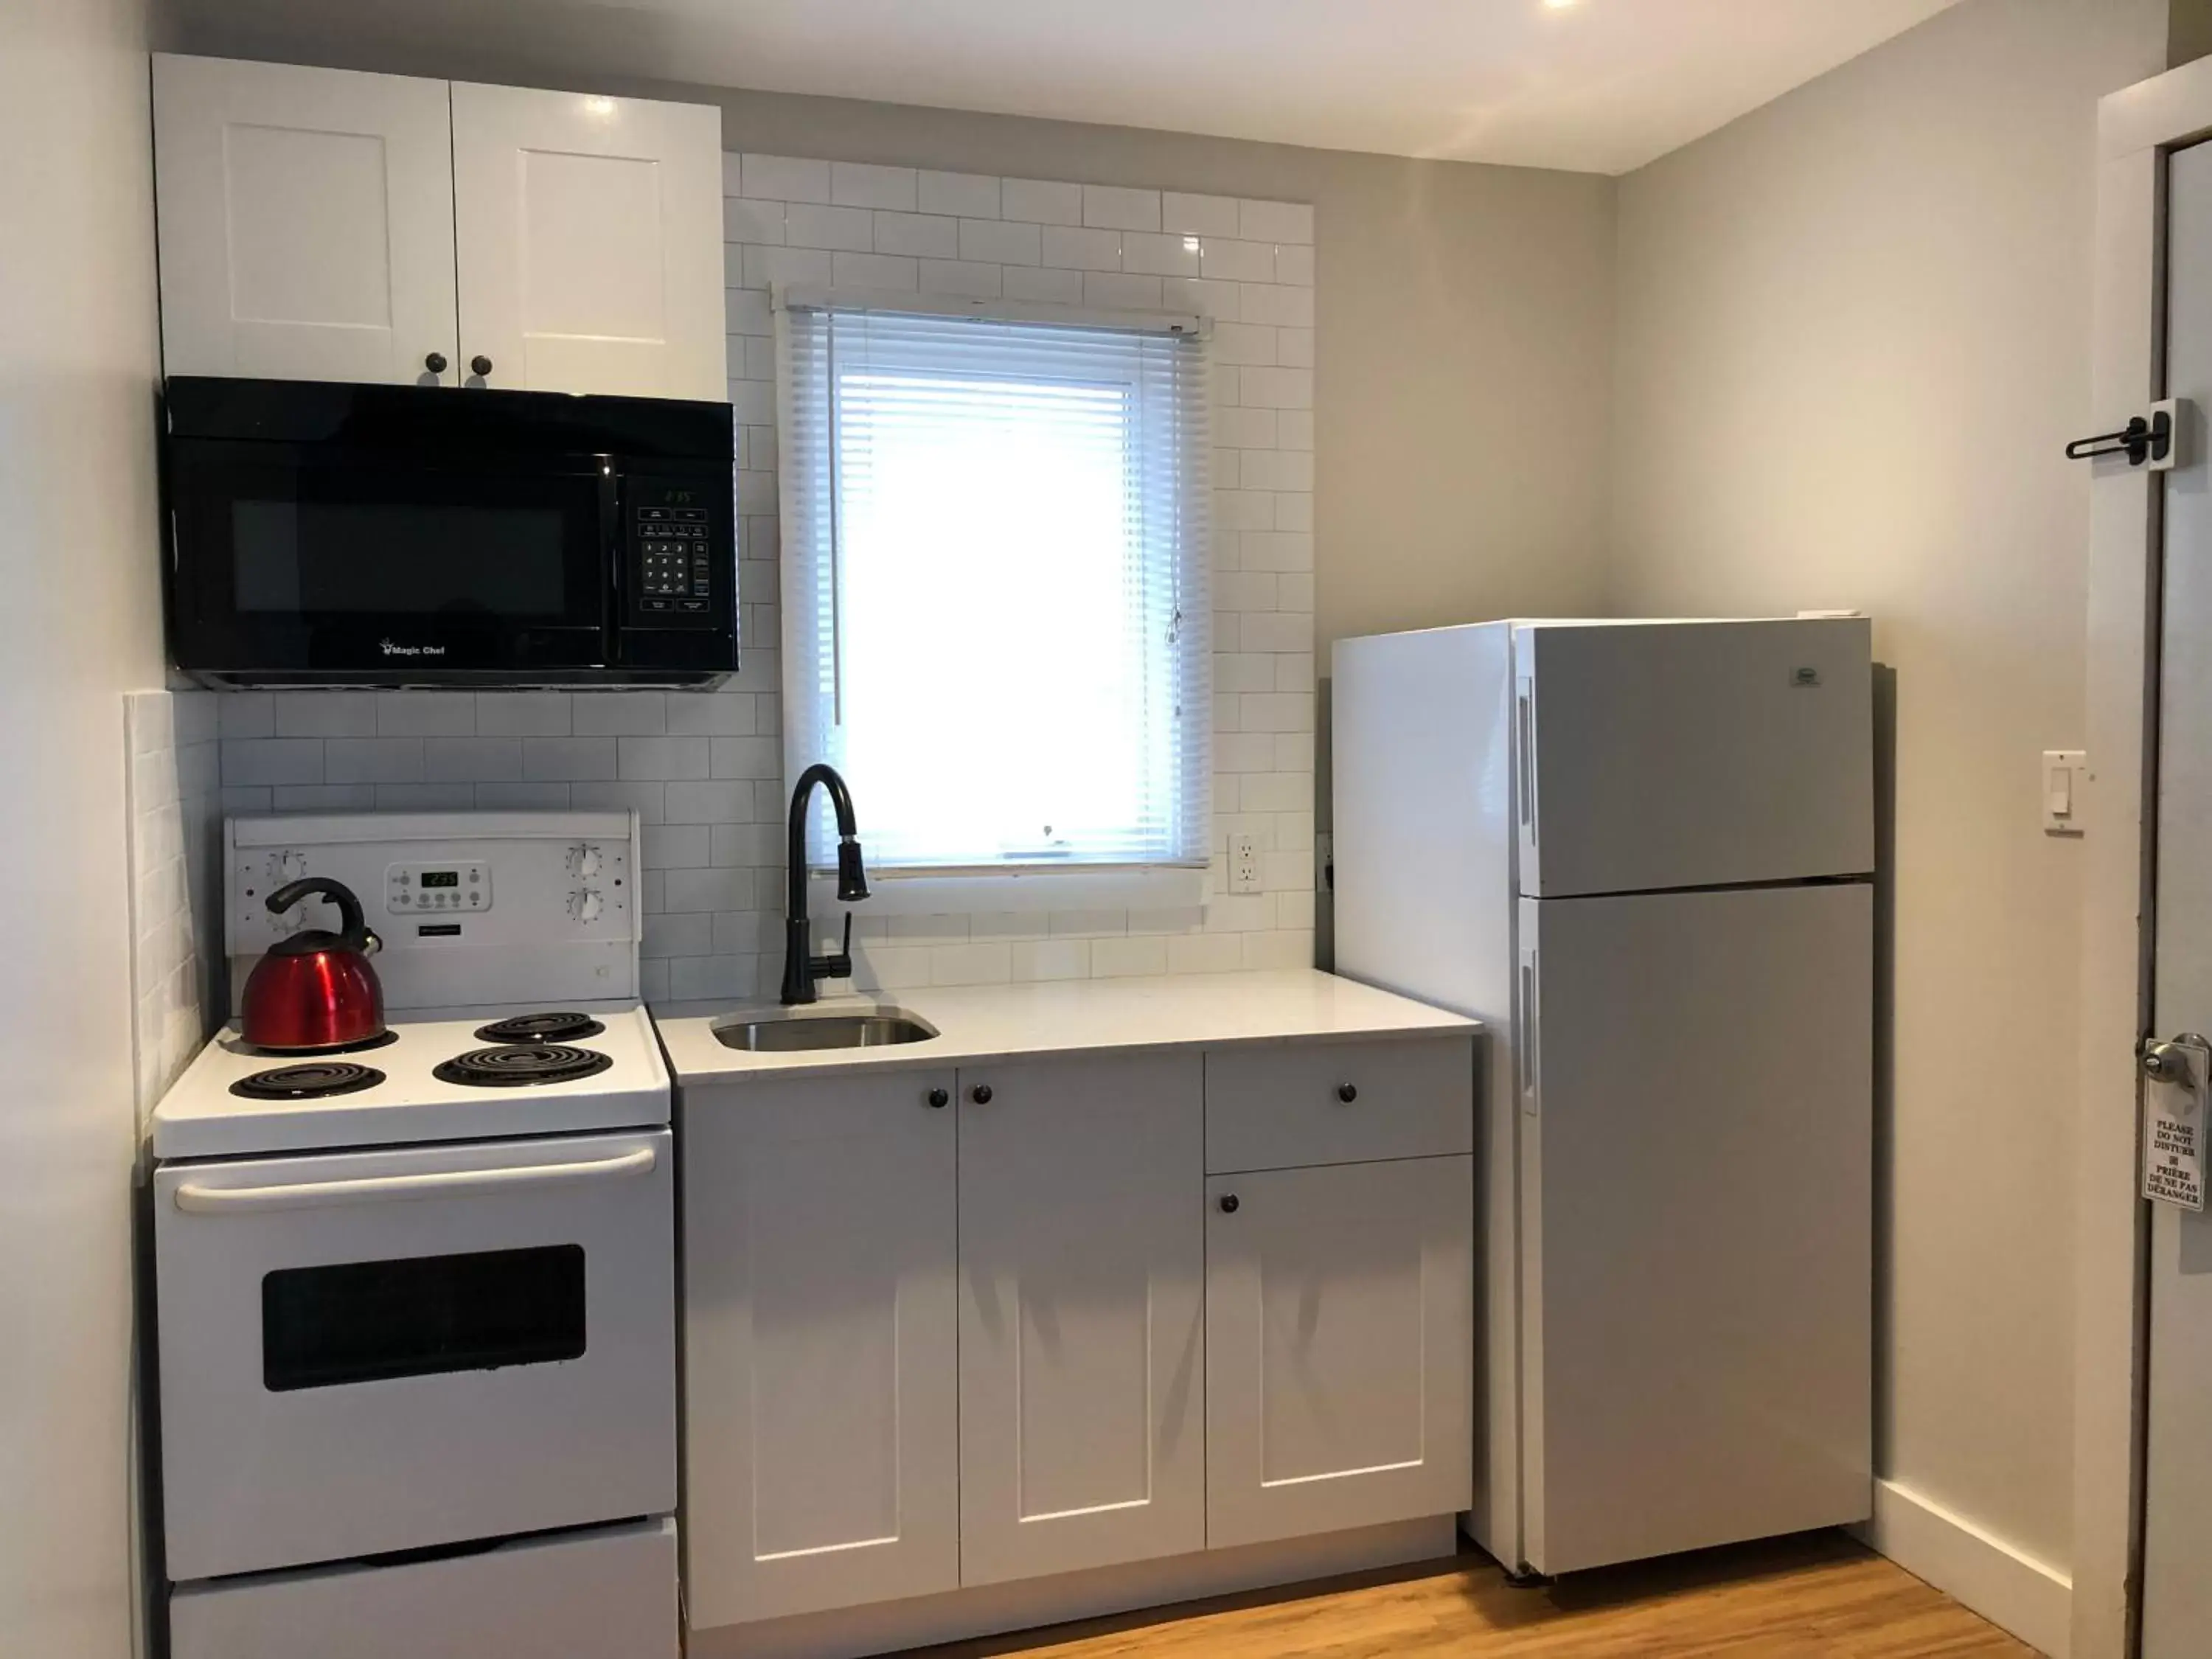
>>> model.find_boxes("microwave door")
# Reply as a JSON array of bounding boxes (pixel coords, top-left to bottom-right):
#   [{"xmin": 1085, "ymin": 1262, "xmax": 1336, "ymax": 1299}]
[{"xmin": 168, "ymin": 439, "xmax": 613, "ymax": 684}]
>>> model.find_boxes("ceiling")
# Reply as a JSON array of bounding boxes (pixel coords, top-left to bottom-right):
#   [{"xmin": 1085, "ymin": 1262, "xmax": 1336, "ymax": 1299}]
[{"xmin": 175, "ymin": 0, "xmax": 1967, "ymax": 175}]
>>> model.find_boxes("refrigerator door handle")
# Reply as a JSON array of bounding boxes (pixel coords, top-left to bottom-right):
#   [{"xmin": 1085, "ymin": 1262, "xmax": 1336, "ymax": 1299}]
[
  {"xmin": 1516, "ymin": 677, "xmax": 1538, "ymax": 841},
  {"xmin": 1518, "ymin": 943, "xmax": 1540, "ymax": 1116}
]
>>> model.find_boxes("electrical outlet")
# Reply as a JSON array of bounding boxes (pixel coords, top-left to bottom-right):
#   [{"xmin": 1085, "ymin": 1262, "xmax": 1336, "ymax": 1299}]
[{"xmin": 1229, "ymin": 832, "xmax": 1263, "ymax": 894}]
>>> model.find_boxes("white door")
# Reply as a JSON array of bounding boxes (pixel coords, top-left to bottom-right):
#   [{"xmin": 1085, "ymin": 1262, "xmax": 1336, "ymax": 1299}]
[
  {"xmin": 152, "ymin": 55, "xmax": 459, "ymax": 385},
  {"xmin": 679, "ymin": 1071, "xmax": 959, "ymax": 1630},
  {"xmin": 957, "ymin": 1055, "xmax": 1206, "ymax": 1585},
  {"xmin": 1204, "ymin": 1156, "xmax": 1472, "ymax": 1548},
  {"xmin": 153, "ymin": 1130, "xmax": 676, "ymax": 1582},
  {"xmin": 1518, "ymin": 883, "xmax": 1872, "ymax": 1576},
  {"xmin": 1517, "ymin": 618, "xmax": 1875, "ymax": 897},
  {"xmin": 2141, "ymin": 137, "xmax": 2212, "ymax": 1658},
  {"xmin": 450, "ymin": 83, "xmax": 726, "ymax": 400}
]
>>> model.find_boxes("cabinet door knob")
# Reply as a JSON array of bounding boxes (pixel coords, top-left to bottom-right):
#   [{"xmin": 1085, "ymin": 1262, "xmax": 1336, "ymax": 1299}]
[
  {"xmin": 970, "ymin": 1084, "xmax": 992, "ymax": 1105},
  {"xmin": 470, "ymin": 355, "xmax": 494, "ymax": 378},
  {"xmin": 423, "ymin": 351, "xmax": 448, "ymax": 374},
  {"xmin": 1219, "ymin": 1193, "xmax": 1240, "ymax": 1214},
  {"xmin": 1337, "ymin": 1083, "xmax": 1358, "ymax": 1104},
  {"xmin": 925, "ymin": 1088, "xmax": 949, "ymax": 1109}
]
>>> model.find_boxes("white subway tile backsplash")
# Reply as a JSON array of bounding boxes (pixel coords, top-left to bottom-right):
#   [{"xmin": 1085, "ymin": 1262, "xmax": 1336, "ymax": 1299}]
[
  {"xmin": 201, "ymin": 164, "xmax": 1314, "ymax": 1003},
  {"xmin": 784, "ymin": 202, "xmax": 876, "ymax": 251},
  {"xmin": 725, "ymin": 198, "xmax": 785, "ymax": 245},
  {"xmin": 1121, "ymin": 231, "xmax": 1201, "ymax": 278},
  {"xmin": 919, "ymin": 170, "xmax": 1001, "ymax": 219},
  {"xmin": 1238, "ymin": 198, "xmax": 1313, "ymax": 245},
  {"xmin": 959, "ymin": 218, "xmax": 1042, "ymax": 266},
  {"xmin": 831, "ymin": 161, "xmax": 918, "ymax": 211},
  {"xmin": 1082, "ymin": 184, "xmax": 1161, "ymax": 232},
  {"xmin": 1241, "ymin": 282, "xmax": 1315, "ymax": 328},
  {"xmin": 1082, "ymin": 271, "xmax": 1161, "ymax": 309},
  {"xmin": 874, "ymin": 211, "xmax": 959, "ymax": 258},
  {"xmin": 1162, "ymin": 192, "xmax": 1239, "ymax": 238},
  {"xmin": 324, "ymin": 737, "xmax": 424, "ymax": 785},
  {"xmin": 832, "ymin": 251, "xmax": 919, "ymax": 290},
  {"xmin": 1002, "ymin": 264, "xmax": 1084, "ymax": 305},
  {"xmin": 223, "ymin": 738, "xmax": 323, "ymax": 786},
  {"xmin": 742, "ymin": 153, "xmax": 832, "ymax": 203},
  {"xmin": 1040, "ymin": 224, "xmax": 1122, "ymax": 271},
  {"xmin": 1001, "ymin": 178, "xmax": 1082, "ymax": 224},
  {"xmin": 522, "ymin": 737, "xmax": 619, "ymax": 781},
  {"xmin": 571, "ymin": 693, "xmax": 667, "ymax": 736},
  {"xmin": 1199, "ymin": 238, "xmax": 1275, "ymax": 284},
  {"xmin": 271, "ymin": 692, "xmax": 378, "ymax": 737},
  {"xmin": 375, "ymin": 783, "xmax": 476, "ymax": 811},
  {"xmin": 919, "ymin": 260, "xmax": 1004, "ymax": 298}
]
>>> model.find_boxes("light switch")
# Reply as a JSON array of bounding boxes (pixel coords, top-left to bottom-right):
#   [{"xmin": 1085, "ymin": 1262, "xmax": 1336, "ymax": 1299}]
[{"xmin": 2044, "ymin": 750, "xmax": 2087, "ymax": 835}]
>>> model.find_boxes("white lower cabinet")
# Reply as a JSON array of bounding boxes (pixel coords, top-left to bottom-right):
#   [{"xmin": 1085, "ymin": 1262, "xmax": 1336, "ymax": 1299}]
[
  {"xmin": 681, "ymin": 1069, "xmax": 959, "ymax": 1626},
  {"xmin": 1204, "ymin": 1156, "xmax": 1475, "ymax": 1548},
  {"xmin": 956, "ymin": 1054, "xmax": 1207, "ymax": 1586},
  {"xmin": 680, "ymin": 1034, "xmax": 1475, "ymax": 1637}
]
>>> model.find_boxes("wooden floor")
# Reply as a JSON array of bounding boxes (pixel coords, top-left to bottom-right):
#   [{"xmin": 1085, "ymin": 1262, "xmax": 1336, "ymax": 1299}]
[{"xmin": 909, "ymin": 1532, "xmax": 2034, "ymax": 1659}]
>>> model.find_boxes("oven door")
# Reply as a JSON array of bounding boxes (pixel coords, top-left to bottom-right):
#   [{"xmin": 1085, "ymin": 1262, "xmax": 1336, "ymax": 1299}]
[
  {"xmin": 153, "ymin": 1130, "xmax": 675, "ymax": 1582},
  {"xmin": 166, "ymin": 437, "xmax": 614, "ymax": 683}
]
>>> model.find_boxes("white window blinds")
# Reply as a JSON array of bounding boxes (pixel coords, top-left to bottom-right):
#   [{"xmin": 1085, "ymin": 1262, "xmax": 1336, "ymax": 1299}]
[{"xmin": 778, "ymin": 295, "xmax": 1211, "ymax": 875}]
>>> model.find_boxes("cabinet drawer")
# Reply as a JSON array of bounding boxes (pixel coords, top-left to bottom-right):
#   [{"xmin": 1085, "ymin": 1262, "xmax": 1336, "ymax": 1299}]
[{"xmin": 1205, "ymin": 1037, "xmax": 1474, "ymax": 1173}]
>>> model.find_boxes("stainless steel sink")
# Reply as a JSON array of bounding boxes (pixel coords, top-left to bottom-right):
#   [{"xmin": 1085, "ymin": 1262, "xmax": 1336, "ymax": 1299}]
[{"xmin": 712, "ymin": 1005, "xmax": 939, "ymax": 1052}]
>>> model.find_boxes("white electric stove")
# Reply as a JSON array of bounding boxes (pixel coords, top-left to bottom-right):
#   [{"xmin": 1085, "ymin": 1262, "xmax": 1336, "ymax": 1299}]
[{"xmin": 150, "ymin": 811, "xmax": 680, "ymax": 1659}]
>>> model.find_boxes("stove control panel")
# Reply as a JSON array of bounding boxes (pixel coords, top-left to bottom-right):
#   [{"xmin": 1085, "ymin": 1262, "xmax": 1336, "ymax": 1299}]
[{"xmin": 386, "ymin": 860, "xmax": 491, "ymax": 914}]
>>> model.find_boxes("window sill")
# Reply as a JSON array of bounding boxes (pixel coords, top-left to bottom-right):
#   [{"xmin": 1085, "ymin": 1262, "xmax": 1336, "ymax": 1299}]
[{"xmin": 808, "ymin": 865, "xmax": 1208, "ymax": 916}]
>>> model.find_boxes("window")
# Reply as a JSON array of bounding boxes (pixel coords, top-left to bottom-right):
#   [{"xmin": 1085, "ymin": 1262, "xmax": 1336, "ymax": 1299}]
[{"xmin": 777, "ymin": 293, "xmax": 1211, "ymax": 892}]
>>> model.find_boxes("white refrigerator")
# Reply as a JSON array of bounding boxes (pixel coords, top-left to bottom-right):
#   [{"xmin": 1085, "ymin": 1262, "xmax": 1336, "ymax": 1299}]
[{"xmin": 1332, "ymin": 616, "xmax": 1874, "ymax": 1579}]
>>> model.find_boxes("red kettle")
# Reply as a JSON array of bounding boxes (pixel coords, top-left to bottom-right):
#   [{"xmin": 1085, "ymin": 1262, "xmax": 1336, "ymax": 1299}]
[{"xmin": 240, "ymin": 877, "xmax": 386, "ymax": 1051}]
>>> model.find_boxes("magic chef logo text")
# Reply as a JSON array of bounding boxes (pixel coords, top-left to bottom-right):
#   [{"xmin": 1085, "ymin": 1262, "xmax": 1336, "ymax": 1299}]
[{"xmin": 378, "ymin": 639, "xmax": 448, "ymax": 658}]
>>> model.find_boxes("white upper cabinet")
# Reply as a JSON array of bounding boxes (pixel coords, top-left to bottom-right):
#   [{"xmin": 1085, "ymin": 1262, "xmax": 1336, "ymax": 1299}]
[
  {"xmin": 681, "ymin": 1070, "xmax": 960, "ymax": 1628},
  {"xmin": 450, "ymin": 83, "xmax": 726, "ymax": 400},
  {"xmin": 153, "ymin": 56, "xmax": 460, "ymax": 386},
  {"xmin": 956, "ymin": 1055, "xmax": 1206, "ymax": 1587},
  {"xmin": 152, "ymin": 57, "xmax": 727, "ymax": 400},
  {"xmin": 1204, "ymin": 1155, "xmax": 1473, "ymax": 1550}
]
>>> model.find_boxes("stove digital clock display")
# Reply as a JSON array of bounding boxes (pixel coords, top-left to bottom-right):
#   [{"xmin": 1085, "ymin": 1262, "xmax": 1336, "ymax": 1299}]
[{"xmin": 420, "ymin": 870, "xmax": 460, "ymax": 888}]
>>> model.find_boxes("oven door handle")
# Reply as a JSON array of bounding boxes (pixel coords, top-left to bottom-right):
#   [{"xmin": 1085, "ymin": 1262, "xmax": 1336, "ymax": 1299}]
[{"xmin": 171, "ymin": 1145, "xmax": 658, "ymax": 1214}]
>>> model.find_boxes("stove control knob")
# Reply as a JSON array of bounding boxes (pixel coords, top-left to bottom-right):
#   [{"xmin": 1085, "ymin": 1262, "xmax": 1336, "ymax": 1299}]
[
  {"xmin": 568, "ymin": 843, "xmax": 602, "ymax": 879},
  {"xmin": 570, "ymin": 888, "xmax": 604, "ymax": 923}
]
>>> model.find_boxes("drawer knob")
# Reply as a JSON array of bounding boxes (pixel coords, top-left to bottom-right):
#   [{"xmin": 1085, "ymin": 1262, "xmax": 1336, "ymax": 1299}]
[
  {"xmin": 970, "ymin": 1084, "xmax": 993, "ymax": 1105},
  {"xmin": 1219, "ymin": 1194, "xmax": 1240, "ymax": 1214},
  {"xmin": 1337, "ymin": 1083, "xmax": 1358, "ymax": 1104},
  {"xmin": 470, "ymin": 354, "xmax": 494, "ymax": 378},
  {"xmin": 423, "ymin": 351, "xmax": 448, "ymax": 374},
  {"xmin": 925, "ymin": 1088, "xmax": 948, "ymax": 1109}
]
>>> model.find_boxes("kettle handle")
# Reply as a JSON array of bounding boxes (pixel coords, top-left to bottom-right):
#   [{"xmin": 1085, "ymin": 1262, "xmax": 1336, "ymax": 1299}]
[{"xmin": 268, "ymin": 877, "xmax": 368, "ymax": 946}]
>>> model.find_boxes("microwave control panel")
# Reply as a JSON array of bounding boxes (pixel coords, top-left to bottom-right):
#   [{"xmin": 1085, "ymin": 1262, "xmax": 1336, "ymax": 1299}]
[{"xmin": 628, "ymin": 479, "xmax": 721, "ymax": 622}]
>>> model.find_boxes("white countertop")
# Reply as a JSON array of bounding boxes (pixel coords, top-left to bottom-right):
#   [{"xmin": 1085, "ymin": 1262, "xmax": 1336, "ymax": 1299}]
[{"xmin": 655, "ymin": 969, "xmax": 1478, "ymax": 1086}]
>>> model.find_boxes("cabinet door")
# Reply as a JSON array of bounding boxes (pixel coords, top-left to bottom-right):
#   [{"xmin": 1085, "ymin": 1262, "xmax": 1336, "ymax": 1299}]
[
  {"xmin": 1205, "ymin": 1156, "xmax": 1473, "ymax": 1549},
  {"xmin": 451, "ymin": 83, "xmax": 726, "ymax": 400},
  {"xmin": 957, "ymin": 1055, "xmax": 1205, "ymax": 1585},
  {"xmin": 681, "ymin": 1071, "xmax": 959, "ymax": 1629},
  {"xmin": 152, "ymin": 55, "xmax": 459, "ymax": 384}
]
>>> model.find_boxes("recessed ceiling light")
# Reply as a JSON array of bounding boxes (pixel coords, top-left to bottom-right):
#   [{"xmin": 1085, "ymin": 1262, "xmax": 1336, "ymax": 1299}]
[{"xmin": 1543, "ymin": 0, "xmax": 1579, "ymax": 10}]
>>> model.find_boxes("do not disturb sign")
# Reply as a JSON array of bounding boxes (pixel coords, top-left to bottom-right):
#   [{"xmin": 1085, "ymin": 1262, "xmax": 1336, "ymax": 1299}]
[{"xmin": 2143, "ymin": 1035, "xmax": 2208, "ymax": 1212}]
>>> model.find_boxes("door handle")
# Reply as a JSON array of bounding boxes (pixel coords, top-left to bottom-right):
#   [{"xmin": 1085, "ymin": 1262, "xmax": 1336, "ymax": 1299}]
[
  {"xmin": 2142, "ymin": 1036, "xmax": 2207, "ymax": 1089},
  {"xmin": 173, "ymin": 1145, "xmax": 656, "ymax": 1214}
]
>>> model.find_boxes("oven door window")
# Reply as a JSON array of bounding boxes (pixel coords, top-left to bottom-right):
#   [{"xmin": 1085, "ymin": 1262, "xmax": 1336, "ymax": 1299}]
[
  {"xmin": 167, "ymin": 441, "xmax": 612, "ymax": 675},
  {"xmin": 261, "ymin": 1244, "xmax": 586, "ymax": 1391}
]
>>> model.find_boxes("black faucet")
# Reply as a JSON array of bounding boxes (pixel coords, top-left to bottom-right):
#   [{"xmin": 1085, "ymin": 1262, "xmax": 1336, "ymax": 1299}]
[{"xmin": 780, "ymin": 762, "xmax": 871, "ymax": 1004}]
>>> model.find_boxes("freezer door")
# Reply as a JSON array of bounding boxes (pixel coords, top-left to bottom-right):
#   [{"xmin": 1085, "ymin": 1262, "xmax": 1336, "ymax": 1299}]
[
  {"xmin": 1517, "ymin": 619, "xmax": 1873, "ymax": 897},
  {"xmin": 1517, "ymin": 883, "xmax": 1871, "ymax": 1576}
]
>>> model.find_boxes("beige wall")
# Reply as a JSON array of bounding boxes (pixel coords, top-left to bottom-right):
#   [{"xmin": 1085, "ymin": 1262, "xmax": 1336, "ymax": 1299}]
[
  {"xmin": 0, "ymin": 1, "xmax": 167, "ymax": 1656},
  {"xmin": 2174, "ymin": 0, "xmax": 2212, "ymax": 65},
  {"xmin": 164, "ymin": 9, "xmax": 1621, "ymax": 662},
  {"xmin": 1610, "ymin": 0, "xmax": 2166, "ymax": 1575}
]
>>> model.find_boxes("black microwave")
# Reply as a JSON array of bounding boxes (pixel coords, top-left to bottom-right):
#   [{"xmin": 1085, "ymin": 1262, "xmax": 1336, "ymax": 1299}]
[{"xmin": 162, "ymin": 378, "xmax": 738, "ymax": 687}]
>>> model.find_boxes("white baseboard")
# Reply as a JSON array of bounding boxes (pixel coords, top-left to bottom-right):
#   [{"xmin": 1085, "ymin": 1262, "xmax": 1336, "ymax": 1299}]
[{"xmin": 1853, "ymin": 1478, "xmax": 2073, "ymax": 1658}]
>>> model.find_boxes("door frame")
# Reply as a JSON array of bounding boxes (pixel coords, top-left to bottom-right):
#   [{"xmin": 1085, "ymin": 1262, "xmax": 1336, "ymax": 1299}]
[{"xmin": 2079, "ymin": 55, "xmax": 2212, "ymax": 1659}]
